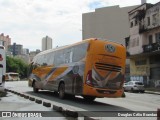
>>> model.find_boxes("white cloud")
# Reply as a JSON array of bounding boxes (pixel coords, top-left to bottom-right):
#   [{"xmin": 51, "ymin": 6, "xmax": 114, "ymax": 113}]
[{"xmin": 0, "ymin": 0, "xmax": 159, "ymax": 51}]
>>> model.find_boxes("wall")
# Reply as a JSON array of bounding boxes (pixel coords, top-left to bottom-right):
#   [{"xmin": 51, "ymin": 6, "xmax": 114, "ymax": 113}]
[{"xmin": 82, "ymin": 5, "xmax": 138, "ymax": 45}]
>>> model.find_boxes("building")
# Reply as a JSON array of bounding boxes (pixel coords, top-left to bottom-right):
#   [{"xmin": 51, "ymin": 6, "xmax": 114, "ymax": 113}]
[
  {"xmin": 42, "ymin": 36, "xmax": 52, "ymax": 51},
  {"xmin": 23, "ymin": 48, "xmax": 29, "ymax": 55},
  {"xmin": 126, "ymin": 1, "xmax": 160, "ymax": 87},
  {"xmin": 8, "ymin": 43, "xmax": 23, "ymax": 56},
  {"xmin": 29, "ymin": 49, "xmax": 41, "ymax": 62},
  {"xmin": 82, "ymin": 5, "xmax": 138, "ymax": 45},
  {"xmin": 0, "ymin": 33, "xmax": 11, "ymax": 51}
]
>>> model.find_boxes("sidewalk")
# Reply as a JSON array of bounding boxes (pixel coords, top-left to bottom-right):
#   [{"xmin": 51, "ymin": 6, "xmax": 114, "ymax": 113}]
[
  {"xmin": 145, "ymin": 90, "xmax": 160, "ymax": 95},
  {"xmin": 0, "ymin": 92, "xmax": 66, "ymax": 120}
]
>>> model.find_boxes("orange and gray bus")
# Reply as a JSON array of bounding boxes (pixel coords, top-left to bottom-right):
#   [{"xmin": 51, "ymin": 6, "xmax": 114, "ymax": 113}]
[
  {"xmin": 28, "ymin": 38, "xmax": 126, "ymax": 101},
  {"xmin": 0, "ymin": 46, "xmax": 6, "ymax": 91}
]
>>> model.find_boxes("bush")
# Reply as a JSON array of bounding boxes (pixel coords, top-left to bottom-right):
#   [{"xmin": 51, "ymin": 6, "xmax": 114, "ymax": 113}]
[
  {"xmin": 121, "ymin": 92, "xmax": 126, "ymax": 98},
  {"xmin": 6, "ymin": 56, "xmax": 29, "ymax": 79}
]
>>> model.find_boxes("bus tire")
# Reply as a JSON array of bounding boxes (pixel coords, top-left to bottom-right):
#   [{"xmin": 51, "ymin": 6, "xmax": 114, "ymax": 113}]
[
  {"xmin": 33, "ymin": 82, "xmax": 39, "ymax": 93},
  {"xmin": 59, "ymin": 83, "xmax": 65, "ymax": 99},
  {"xmin": 83, "ymin": 96, "xmax": 96, "ymax": 102}
]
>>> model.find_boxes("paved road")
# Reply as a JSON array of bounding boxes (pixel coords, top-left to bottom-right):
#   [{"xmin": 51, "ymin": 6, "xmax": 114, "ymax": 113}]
[
  {"xmin": 4, "ymin": 81, "xmax": 160, "ymax": 120},
  {"xmin": 0, "ymin": 90, "xmax": 66, "ymax": 120}
]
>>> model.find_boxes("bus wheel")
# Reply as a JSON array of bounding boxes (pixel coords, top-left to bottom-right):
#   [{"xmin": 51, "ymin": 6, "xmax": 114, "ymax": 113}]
[
  {"xmin": 83, "ymin": 96, "xmax": 96, "ymax": 102},
  {"xmin": 59, "ymin": 83, "xmax": 65, "ymax": 99},
  {"xmin": 33, "ymin": 82, "xmax": 39, "ymax": 93}
]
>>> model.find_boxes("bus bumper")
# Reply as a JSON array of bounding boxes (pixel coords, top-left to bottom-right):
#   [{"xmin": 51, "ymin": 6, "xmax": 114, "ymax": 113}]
[{"xmin": 83, "ymin": 85, "xmax": 123, "ymax": 98}]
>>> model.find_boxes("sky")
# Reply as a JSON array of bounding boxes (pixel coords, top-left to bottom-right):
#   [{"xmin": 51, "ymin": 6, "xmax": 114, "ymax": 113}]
[{"xmin": 0, "ymin": 0, "xmax": 160, "ymax": 51}]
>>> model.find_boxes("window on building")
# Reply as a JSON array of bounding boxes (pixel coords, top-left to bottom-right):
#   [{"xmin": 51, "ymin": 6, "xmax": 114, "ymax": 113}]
[
  {"xmin": 152, "ymin": 14, "xmax": 157, "ymax": 25},
  {"xmin": 148, "ymin": 35, "xmax": 153, "ymax": 44},
  {"xmin": 155, "ymin": 33, "xmax": 160, "ymax": 43},
  {"xmin": 135, "ymin": 20, "xmax": 138, "ymax": 26},
  {"xmin": 147, "ymin": 17, "xmax": 150, "ymax": 26},
  {"xmin": 130, "ymin": 21, "xmax": 133, "ymax": 28},
  {"xmin": 150, "ymin": 55, "xmax": 160, "ymax": 64},
  {"xmin": 135, "ymin": 60, "xmax": 147, "ymax": 66},
  {"xmin": 0, "ymin": 41, "xmax": 5, "ymax": 46}
]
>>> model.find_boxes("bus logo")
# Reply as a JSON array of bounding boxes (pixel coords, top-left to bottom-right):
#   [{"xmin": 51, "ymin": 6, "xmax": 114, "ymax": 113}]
[{"xmin": 105, "ymin": 44, "xmax": 116, "ymax": 53}]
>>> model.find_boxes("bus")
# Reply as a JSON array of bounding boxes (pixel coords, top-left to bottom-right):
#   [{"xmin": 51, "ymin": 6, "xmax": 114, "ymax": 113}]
[
  {"xmin": 5, "ymin": 72, "xmax": 20, "ymax": 81},
  {"xmin": 28, "ymin": 38, "xmax": 126, "ymax": 101},
  {"xmin": 0, "ymin": 46, "xmax": 6, "ymax": 91}
]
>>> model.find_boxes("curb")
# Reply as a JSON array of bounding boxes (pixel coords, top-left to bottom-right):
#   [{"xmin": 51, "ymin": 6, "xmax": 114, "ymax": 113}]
[
  {"xmin": 6, "ymin": 89, "xmax": 97, "ymax": 119},
  {"xmin": 35, "ymin": 99, "xmax": 42, "ymax": 104},
  {"xmin": 53, "ymin": 105, "xmax": 62, "ymax": 112},
  {"xmin": 24, "ymin": 95, "xmax": 29, "ymax": 99},
  {"xmin": 43, "ymin": 101, "xmax": 51, "ymax": 107},
  {"xmin": 63, "ymin": 109, "xmax": 78, "ymax": 118},
  {"xmin": 29, "ymin": 97, "xmax": 35, "ymax": 101},
  {"xmin": 145, "ymin": 91, "xmax": 160, "ymax": 95}
]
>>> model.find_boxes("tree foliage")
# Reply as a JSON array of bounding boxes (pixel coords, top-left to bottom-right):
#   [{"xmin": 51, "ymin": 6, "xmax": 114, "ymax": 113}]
[{"xmin": 6, "ymin": 56, "xmax": 29, "ymax": 78}]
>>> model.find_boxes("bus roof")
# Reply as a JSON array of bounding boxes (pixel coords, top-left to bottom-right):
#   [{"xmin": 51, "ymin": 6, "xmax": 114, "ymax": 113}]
[
  {"xmin": 37, "ymin": 38, "xmax": 94, "ymax": 56},
  {"xmin": 35, "ymin": 38, "xmax": 124, "ymax": 57}
]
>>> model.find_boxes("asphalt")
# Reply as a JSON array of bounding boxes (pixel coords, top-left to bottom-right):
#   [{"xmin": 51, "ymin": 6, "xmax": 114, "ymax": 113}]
[
  {"xmin": 0, "ymin": 91, "xmax": 66, "ymax": 120},
  {"xmin": 0, "ymin": 89, "xmax": 89, "ymax": 120},
  {"xmin": 0, "ymin": 82, "xmax": 159, "ymax": 120}
]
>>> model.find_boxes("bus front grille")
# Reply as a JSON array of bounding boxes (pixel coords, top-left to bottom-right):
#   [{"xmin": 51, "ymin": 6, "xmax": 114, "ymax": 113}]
[{"xmin": 95, "ymin": 62, "xmax": 121, "ymax": 72}]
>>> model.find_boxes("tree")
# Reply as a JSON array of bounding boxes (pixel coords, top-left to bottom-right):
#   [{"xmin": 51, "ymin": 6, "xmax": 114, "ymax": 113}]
[{"xmin": 6, "ymin": 56, "xmax": 29, "ymax": 79}]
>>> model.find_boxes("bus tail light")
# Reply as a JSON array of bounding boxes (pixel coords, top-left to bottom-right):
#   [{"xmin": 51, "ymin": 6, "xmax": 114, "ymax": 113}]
[{"xmin": 86, "ymin": 70, "xmax": 93, "ymax": 86}]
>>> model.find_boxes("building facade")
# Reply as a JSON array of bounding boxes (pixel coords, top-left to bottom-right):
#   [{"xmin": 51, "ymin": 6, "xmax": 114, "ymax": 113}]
[
  {"xmin": 23, "ymin": 48, "xmax": 29, "ymax": 55},
  {"xmin": 0, "ymin": 33, "xmax": 11, "ymax": 51},
  {"xmin": 126, "ymin": 2, "xmax": 160, "ymax": 87},
  {"xmin": 82, "ymin": 5, "xmax": 137, "ymax": 45},
  {"xmin": 42, "ymin": 36, "xmax": 52, "ymax": 51},
  {"xmin": 8, "ymin": 43, "xmax": 23, "ymax": 56},
  {"xmin": 29, "ymin": 49, "xmax": 41, "ymax": 62}
]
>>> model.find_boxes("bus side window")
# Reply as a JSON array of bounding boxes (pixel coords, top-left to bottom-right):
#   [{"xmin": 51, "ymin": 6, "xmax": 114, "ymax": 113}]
[
  {"xmin": 72, "ymin": 43, "xmax": 88, "ymax": 62},
  {"xmin": 54, "ymin": 50, "xmax": 65, "ymax": 66},
  {"xmin": 42, "ymin": 54, "xmax": 48, "ymax": 66},
  {"xmin": 64, "ymin": 48, "xmax": 73, "ymax": 64},
  {"xmin": 48, "ymin": 52, "xmax": 54, "ymax": 65},
  {"xmin": 70, "ymin": 51, "xmax": 73, "ymax": 63}
]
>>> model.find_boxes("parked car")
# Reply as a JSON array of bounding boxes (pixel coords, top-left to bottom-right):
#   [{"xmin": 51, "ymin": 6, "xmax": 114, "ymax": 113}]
[
  {"xmin": 5, "ymin": 72, "xmax": 20, "ymax": 81},
  {"xmin": 123, "ymin": 81, "xmax": 145, "ymax": 93}
]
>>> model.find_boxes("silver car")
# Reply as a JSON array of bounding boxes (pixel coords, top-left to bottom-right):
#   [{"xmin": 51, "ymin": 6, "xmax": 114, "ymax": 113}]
[{"xmin": 124, "ymin": 81, "xmax": 145, "ymax": 93}]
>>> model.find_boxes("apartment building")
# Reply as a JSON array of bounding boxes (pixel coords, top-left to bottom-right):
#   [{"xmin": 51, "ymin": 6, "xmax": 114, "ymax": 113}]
[
  {"xmin": 8, "ymin": 43, "xmax": 23, "ymax": 56},
  {"xmin": 42, "ymin": 36, "xmax": 52, "ymax": 51},
  {"xmin": 126, "ymin": 2, "xmax": 160, "ymax": 87},
  {"xmin": 0, "ymin": 33, "xmax": 11, "ymax": 51}
]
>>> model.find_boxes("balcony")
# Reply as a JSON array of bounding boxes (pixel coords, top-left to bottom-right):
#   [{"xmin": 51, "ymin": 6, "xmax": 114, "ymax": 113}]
[{"xmin": 143, "ymin": 42, "xmax": 160, "ymax": 53}]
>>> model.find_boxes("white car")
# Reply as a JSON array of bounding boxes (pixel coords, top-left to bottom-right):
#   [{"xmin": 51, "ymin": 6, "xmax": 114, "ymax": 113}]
[{"xmin": 124, "ymin": 81, "xmax": 145, "ymax": 93}]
